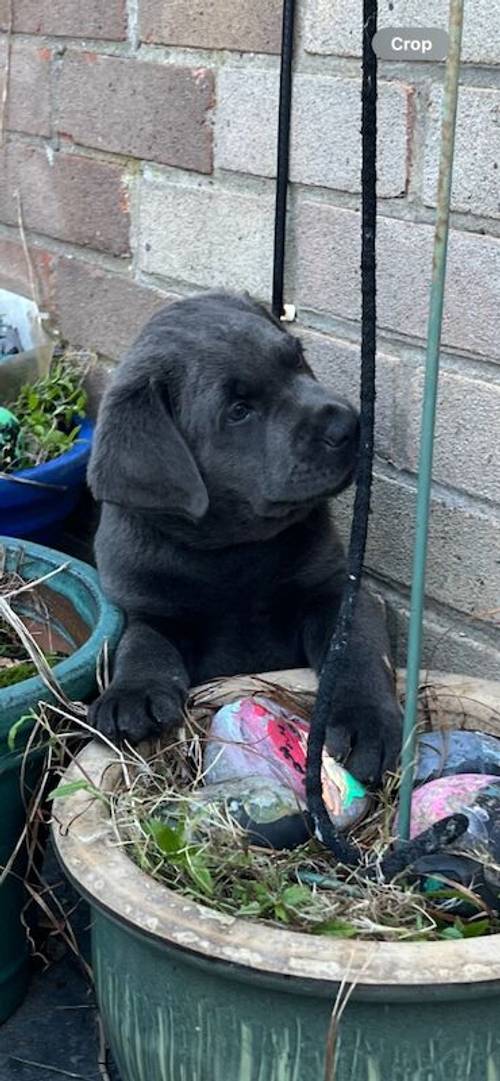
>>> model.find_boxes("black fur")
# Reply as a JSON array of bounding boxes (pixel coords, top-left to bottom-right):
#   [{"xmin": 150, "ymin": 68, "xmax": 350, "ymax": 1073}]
[{"xmin": 88, "ymin": 291, "xmax": 401, "ymax": 785}]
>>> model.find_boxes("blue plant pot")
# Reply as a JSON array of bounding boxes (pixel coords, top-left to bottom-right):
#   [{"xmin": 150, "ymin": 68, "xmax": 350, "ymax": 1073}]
[
  {"xmin": 0, "ymin": 418, "xmax": 94, "ymax": 542},
  {"xmin": 0, "ymin": 535, "xmax": 123, "ymax": 1023}
]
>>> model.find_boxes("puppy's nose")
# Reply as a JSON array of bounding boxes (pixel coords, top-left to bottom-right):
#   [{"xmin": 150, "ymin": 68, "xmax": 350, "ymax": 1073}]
[{"xmin": 321, "ymin": 405, "xmax": 359, "ymax": 451}]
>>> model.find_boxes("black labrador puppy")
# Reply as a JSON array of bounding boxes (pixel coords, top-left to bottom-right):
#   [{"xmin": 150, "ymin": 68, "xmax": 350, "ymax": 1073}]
[{"xmin": 88, "ymin": 291, "xmax": 401, "ymax": 784}]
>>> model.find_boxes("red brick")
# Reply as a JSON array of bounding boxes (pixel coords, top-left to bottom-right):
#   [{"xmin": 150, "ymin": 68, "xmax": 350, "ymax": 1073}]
[
  {"xmin": 0, "ymin": 37, "xmax": 52, "ymax": 137},
  {"xmin": 57, "ymin": 53, "xmax": 214, "ymax": 172},
  {"xmin": 56, "ymin": 258, "xmax": 176, "ymax": 358},
  {"xmin": 0, "ymin": 0, "xmax": 126, "ymax": 40},
  {"xmin": 139, "ymin": 0, "xmax": 282, "ymax": 54},
  {"xmin": 0, "ymin": 235, "xmax": 56, "ymax": 310},
  {"xmin": 0, "ymin": 144, "xmax": 130, "ymax": 255}
]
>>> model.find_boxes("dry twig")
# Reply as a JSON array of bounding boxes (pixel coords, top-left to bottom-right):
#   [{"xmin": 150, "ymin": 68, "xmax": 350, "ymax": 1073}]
[{"xmin": 0, "ymin": 0, "xmax": 13, "ymax": 147}]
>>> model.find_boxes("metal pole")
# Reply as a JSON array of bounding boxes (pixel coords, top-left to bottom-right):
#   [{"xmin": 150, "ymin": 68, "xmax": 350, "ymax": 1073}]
[{"xmin": 398, "ymin": 0, "xmax": 465, "ymax": 840}]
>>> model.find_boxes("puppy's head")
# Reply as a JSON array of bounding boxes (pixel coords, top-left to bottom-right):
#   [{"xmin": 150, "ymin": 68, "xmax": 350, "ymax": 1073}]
[{"xmin": 88, "ymin": 292, "xmax": 359, "ymax": 534}]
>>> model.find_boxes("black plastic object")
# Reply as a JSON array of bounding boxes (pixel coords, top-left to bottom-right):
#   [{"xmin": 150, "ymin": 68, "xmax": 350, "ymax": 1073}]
[
  {"xmin": 0, "ymin": 322, "xmax": 22, "ymax": 356},
  {"xmin": 162, "ymin": 777, "xmax": 313, "ymax": 851},
  {"xmin": 416, "ymin": 730, "xmax": 500, "ymax": 786},
  {"xmin": 211, "ymin": 776, "xmax": 313, "ymax": 850},
  {"xmin": 410, "ymin": 782, "xmax": 500, "ymax": 911},
  {"xmin": 412, "ymin": 854, "xmax": 498, "ymax": 914}
]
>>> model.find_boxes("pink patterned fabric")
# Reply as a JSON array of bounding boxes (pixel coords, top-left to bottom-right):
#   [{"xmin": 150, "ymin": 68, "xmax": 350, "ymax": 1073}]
[{"xmin": 408, "ymin": 773, "xmax": 498, "ymax": 838}]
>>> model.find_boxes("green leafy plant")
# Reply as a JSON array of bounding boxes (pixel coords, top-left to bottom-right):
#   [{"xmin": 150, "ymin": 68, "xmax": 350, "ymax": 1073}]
[
  {"xmin": 50, "ymin": 778, "xmax": 106, "ymax": 803},
  {"xmin": 24, "ymin": 676, "xmax": 500, "ymax": 944},
  {"xmin": 0, "ymin": 653, "xmax": 61, "ymax": 689},
  {"xmin": 109, "ymin": 719, "xmax": 500, "ymax": 941},
  {"xmin": 7, "ymin": 712, "xmax": 37, "ymax": 751},
  {"xmin": 0, "ymin": 616, "xmax": 63, "ymax": 690},
  {"xmin": 3, "ymin": 359, "xmax": 88, "ymax": 472},
  {"xmin": 145, "ymin": 817, "xmax": 215, "ymax": 896},
  {"xmin": 438, "ymin": 917, "xmax": 490, "ymax": 940}
]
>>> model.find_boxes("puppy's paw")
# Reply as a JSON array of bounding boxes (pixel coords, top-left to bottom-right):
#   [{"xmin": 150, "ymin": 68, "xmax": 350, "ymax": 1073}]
[
  {"xmin": 87, "ymin": 683, "xmax": 183, "ymax": 745},
  {"xmin": 326, "ymin": 704, "xmax": 402, "ymax": 787}
]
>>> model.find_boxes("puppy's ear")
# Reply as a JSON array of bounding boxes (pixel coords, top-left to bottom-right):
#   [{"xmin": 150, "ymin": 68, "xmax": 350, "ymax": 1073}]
[{"xmin": 88, "ymin": 377, "xmax": 208, "ymax": 520}]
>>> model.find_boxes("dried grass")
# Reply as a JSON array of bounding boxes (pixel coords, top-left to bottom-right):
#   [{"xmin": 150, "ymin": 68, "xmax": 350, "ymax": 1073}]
[
  {"xmin": 2, "ymin": 555, "xmax": 499, "ymax": 952},
  {"xmin": 108, "ymin": 686, "xmax": 499, "ymax": 942}
]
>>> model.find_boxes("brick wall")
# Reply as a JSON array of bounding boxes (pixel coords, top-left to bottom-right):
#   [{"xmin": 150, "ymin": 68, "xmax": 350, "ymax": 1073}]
[{"xmin": 1, "ymin": 0, "xmax": 499, "ymax": 675}]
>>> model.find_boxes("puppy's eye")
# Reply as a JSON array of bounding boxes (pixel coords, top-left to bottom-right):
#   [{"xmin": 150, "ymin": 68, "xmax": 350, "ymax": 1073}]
[{"xmin": 227, "ymin": 401, "xmax": 253, "ymax": 423}]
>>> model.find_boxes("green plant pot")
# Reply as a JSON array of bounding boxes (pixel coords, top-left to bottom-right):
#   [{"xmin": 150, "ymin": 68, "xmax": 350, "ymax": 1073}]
[
  {"xmin": 53, "ymin": 670, "xmax": 500, "ymax": 1081},
  {"xmin": 0, "ymin": 535, "xmax": 123, "ymax": 1024}
]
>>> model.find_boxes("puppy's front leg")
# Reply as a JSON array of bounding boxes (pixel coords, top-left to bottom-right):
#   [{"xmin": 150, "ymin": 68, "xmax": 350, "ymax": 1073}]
[
  {"xmin": 88, "ymin": 619, "xmax": 189, "ymax": 744},
  {"xmin": 302, "ymin": 588, "xmax": 402, "ymax": 785}
]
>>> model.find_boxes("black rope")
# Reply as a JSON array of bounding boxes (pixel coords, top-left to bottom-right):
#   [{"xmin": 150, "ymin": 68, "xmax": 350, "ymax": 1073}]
[
  {"xmin": 272, "ymin": 0, "xmax": 296, "ymax": 319},
  {"xmin": 305, "ymin": 0, "xmax": 379, "ymax": 866},
  {"xmin": 304, "ymin": 0, "xmax": 468, "ymax": 876}
]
